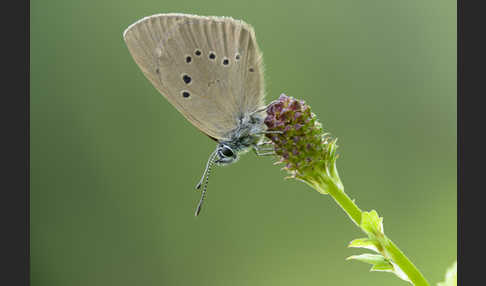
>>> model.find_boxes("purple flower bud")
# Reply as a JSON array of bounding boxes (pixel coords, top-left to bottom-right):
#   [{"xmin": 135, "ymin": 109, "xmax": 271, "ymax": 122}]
[
  {"xmin": 276, "ymin": 121, "xmax": 285, "ymax": 128},
  {"xmin": 273, "ymin": 102, "xmax": 284, "ymax": 114},
  {"xmin": 264, "ymin": 94, "xmax": 338, "ymax": 185},
  {"xmin": 288, "ymin": 100, "xmax": 301, "ymax": 111},
  {"xmin": 264, "ymin": 117, "xmax": 274, "ymax": 128},
  {"xmin": 279, "ymin": 93, "xmax": 289, "ymax": 101}
]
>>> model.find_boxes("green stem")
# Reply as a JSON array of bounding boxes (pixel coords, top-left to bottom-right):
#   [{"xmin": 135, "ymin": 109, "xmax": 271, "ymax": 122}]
[
  {"xmin": 316, "ymin": 177, "xmax": 430, "ymax": 286},
  {"xmin": 323, "ymin": 181, "xmax": 362, "ymax": 227},
  {"xmin": 385, "ymin": 238, "xmax": 430, "ymax": 286}
]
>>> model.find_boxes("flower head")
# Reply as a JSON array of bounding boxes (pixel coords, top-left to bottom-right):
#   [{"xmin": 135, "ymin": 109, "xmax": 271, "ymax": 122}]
[{"xmin": 264, "ymin": 94, "xmax": 340, "ymax": 193}]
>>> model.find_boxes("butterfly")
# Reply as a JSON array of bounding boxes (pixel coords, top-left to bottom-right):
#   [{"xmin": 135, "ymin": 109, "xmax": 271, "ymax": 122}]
[{"xmin": 123, "ymin": 13, "xmax": 279, "ymax": 215}]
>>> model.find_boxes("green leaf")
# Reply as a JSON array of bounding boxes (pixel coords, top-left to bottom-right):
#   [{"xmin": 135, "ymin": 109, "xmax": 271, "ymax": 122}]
[
  {"xmin": 347, "ymin": 254, "xmax": 412, "ymax": 283},
  {"xmin": 361, "ymin": 210, "xmax": 384, "ymax": 237},
  {"xmin": 346, "ymin": 253, "xmax": 391, "ymax": 267},
  {"xmin": 371, "ymin": 263, "xmax": 394, "ymax": 271},
  {"xmin": 437, "ymin": 261, "xmax": 457, "ymax": 286},
  {"xmin": 348, "ymin": 238, "xmax": 380, "ymax": 253}
]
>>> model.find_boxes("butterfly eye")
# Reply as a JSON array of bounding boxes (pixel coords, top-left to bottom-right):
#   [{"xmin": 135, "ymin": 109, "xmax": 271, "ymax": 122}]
[{"xmin": 220, "ymin": 146, "xmax": 234, "ymax": 157}]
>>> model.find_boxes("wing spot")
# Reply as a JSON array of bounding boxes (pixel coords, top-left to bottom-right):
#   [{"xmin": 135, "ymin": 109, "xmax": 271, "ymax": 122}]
[
  {"xmin": 249, "ymin": 67, "xmax": 255, "ymax": 72},
  {"xmin": 209, "ymin": 52, "xmax": 216, "ymax": 60},
  {"xmin": 155, "ymin": 68, "xmax": 160, "ymax": 74},
  {"xmin": 235, "ymin": 53, "xmax": 241, "ymax": 61},
  {"xmin": 195, "ymin": 49, "xmax": 202, "ymax": 56},
  {"xmin": 181, "ymin": 91, "xmax": 191, "ymax": 98},
  {"xmin": 222, "ymin": 58, "xmax": 229, "ymax": 66},
  {"xmin": 186, "ymin": 56, "xmax": 192, "ymax": 63},
  {"xmin": 182, "ymin": 74, "xmax": 192, "ymax": 84}
]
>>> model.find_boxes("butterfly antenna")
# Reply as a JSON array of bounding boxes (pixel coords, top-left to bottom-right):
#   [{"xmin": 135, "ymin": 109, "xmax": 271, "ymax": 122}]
[
  {"xmin": 194, "ymin": 150, "xmax": 218, "ymax": 216},
  {"xmin": 195, "ymin": 150, "xmax": 218, "ymax": 190}
]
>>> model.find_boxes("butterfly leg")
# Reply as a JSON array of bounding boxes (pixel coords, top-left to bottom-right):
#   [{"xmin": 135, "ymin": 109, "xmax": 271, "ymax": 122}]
[
  {"xmin": 255, "ymin": 147, "xmax": 275, "ymax": 151},
  {"xmin": 255, "ymin": 141, "xmax": 275, "ymax": 151},
  {"xmin": 257, "ymin": 140, "xmax": 274, "ymax": 145},
  {"xmin": 255, "ymin": 152, "xmax": 277, "ymax": 156},
  {"xmin": 256, "ymin": 141, "xmax": 274, "ymax": 149},
  {"xmin": 255, "ymin": 130, "xmax": 284, "ymax": 135},
  {"xmin": 250, "ymin": 100, "xmax": 279, "ymax": 116},
  {"xmin": 252, "ymin": 146, "xmax": 276, "ymax": 156}
]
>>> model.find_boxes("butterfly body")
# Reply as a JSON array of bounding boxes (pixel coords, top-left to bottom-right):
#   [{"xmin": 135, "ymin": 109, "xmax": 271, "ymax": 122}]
[{"xmin": 215, "ymin": 111, "xmax": 266, "ymax": 165}]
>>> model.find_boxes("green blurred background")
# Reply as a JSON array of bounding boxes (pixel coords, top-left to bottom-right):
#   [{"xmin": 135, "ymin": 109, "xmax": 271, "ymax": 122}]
[{"xmin": 30, "ymin": 0, "xmax": 456, "ymax": 285}]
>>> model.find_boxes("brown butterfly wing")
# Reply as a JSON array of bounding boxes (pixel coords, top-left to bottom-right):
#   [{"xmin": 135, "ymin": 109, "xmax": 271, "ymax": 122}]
[{"xmin": 123, "ymin": 13, "xmax": 265, "ymax": 140}]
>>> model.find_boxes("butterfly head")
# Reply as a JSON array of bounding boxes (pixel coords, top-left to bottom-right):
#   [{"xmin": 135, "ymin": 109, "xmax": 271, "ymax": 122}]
[{"xmin": 215, "ymin": 144, "xmax": 237, "ymax": 165}]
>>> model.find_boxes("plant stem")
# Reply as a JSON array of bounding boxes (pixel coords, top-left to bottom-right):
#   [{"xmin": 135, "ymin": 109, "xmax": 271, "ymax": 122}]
[
  {"xmin": 318, "ymin": 177, "xmax": 430, "ymax": 286},
  {"xmin": 385, "ymin": 238, "xmax": 430, "ymax": 286},
  {"xmin": 322, "ymin": 181, "xmax": 362, "ymax": 227}
]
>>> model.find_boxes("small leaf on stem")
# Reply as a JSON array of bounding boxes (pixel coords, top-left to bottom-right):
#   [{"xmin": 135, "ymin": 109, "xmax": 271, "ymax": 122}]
[
  {"xmin": 348, "ymin": 237, "xmax": 381, "ymax": 253},
  {"xmin": 361, "ymin": 210, "xmax": 385, "ymax": 238}
]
